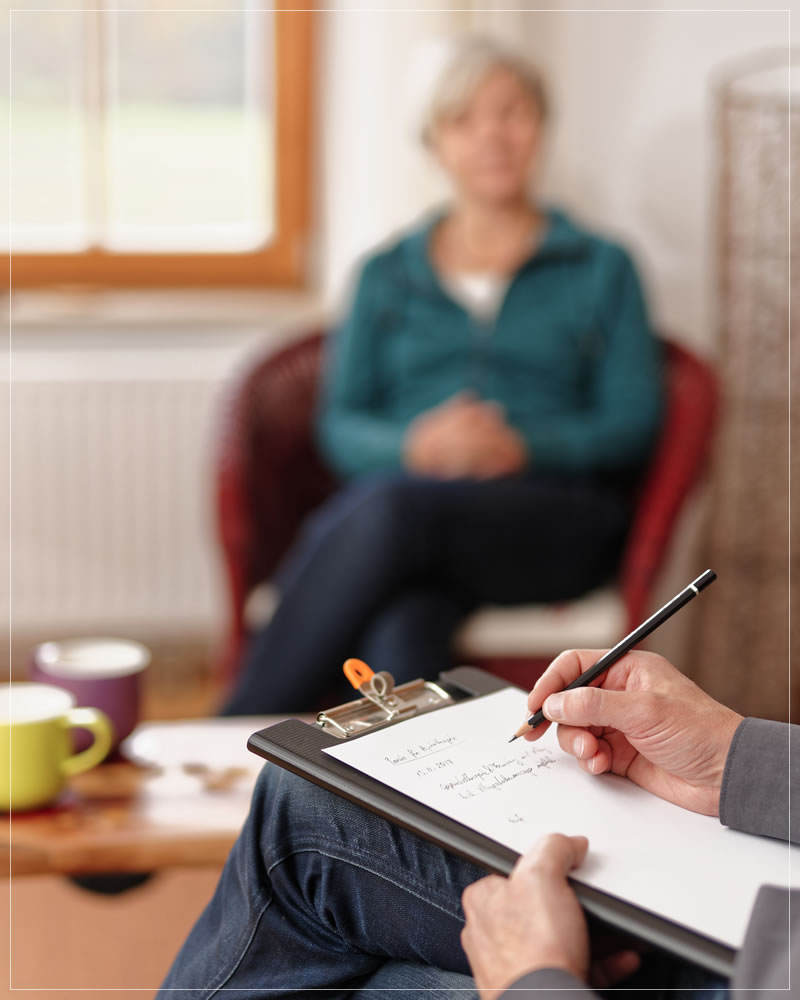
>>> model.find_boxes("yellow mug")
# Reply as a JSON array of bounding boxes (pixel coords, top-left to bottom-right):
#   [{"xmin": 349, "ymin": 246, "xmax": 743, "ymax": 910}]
[{"xmin": 0, "ymin": 683, "xmax": 114, "ymax": 812}]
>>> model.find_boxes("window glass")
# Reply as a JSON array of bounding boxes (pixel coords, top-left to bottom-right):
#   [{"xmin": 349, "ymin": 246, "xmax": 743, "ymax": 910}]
[
  {"xmin": 8, "ymin": 3, "xmax": 274, "ymax": 254},
  {"xmin": 8, "ymin": 11, "xmax": 89, "ymax": 251},
  {"xmin": 106, "ymin": 6, "xmax": 274, "ymax": 252}
]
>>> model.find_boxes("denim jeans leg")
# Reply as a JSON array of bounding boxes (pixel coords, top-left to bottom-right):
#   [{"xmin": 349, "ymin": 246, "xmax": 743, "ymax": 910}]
[
  {"xmin": 354, "ymin": 960, "xmax": 478, "ymax": 999},
  {"xmin": 222, "ymin": 474, "xmax": 445, "ymax": 714},
  {"xmin": 158, "ymin": 763, "xmax": 486, "ymax": 999},
  {"xmin": 223, "ymin": 470, "xmax": 631, "ymax": 715},
  {"xmin": 354, "ymin": 587, "xmax": 472, "ymax": 687}
]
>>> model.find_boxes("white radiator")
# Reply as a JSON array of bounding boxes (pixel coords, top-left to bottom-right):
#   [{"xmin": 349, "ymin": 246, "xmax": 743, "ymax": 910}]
[{"xmin": 9, "ymin": 347, "xmax": 235, "ymax": 640}]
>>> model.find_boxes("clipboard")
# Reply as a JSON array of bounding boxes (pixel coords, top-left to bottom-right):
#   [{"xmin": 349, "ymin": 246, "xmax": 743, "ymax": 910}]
[{"xmin": 247, "ymin": 665, "xmax": 736, "ymax": 979}]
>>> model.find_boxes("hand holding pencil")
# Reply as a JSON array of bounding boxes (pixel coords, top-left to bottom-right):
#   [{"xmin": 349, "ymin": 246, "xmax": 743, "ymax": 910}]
[
  {"xmin": 509, "ymin": 570, "xmax": 718, "ymax": 741},
  {"xmin": 522, "ymin": 647, "xmax": 743, "ymax": 817},
  {"xmin": 465, "ymin": 639, "xmax": 749, "ymax": 997}
]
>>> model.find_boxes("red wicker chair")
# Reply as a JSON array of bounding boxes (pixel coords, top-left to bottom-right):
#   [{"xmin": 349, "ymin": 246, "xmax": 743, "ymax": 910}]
[{"xmin": 214, "ymin": 332, "xmax": 718, "ymax": 692}]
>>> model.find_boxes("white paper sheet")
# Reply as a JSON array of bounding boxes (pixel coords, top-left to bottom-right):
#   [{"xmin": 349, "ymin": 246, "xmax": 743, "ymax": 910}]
[{"xmin": 323, "ymin": 687, "xmax": 797, "ymax": 948}]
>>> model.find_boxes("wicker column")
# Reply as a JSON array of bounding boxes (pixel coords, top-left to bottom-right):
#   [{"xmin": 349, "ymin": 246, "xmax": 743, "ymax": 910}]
[{"xmin": 690, "ymin": 53, "xmax": 795, "ymax": 722}]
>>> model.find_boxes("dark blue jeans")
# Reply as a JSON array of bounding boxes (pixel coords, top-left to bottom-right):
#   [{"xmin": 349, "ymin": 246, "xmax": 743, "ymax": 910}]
[
  {"xmin": 222, "ymin": 472, "xmax": 632, "ymax": 714},
  {"xmin": 158, "ymin": 764, "xmax": 729, "ymax": 999},
  {"xmin": 159, "ymin": 763, "xmax": 482, "ymax": 998}
]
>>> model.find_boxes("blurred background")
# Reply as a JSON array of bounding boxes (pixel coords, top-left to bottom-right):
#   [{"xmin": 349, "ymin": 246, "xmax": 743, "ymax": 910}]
[
  {"xmin": 3, "ymin": 2, "xmax": 795, "ymax": 993},
  {"xmin": 7, "ymin": 4, "xmax": 790, "ymax": 720},
  {"xmin": 5, "ymin": 2, "xmax": 794, "ymax": 719}
]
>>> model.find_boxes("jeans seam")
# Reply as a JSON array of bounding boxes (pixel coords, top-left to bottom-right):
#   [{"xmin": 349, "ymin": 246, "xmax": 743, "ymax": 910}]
[
  {"xmin": 202, "ymin": 896, "xmax": 272, "ymax": 999},
  {"xmin": 267, "ymin": 834, "xmax": 470, "ymax": 925}
]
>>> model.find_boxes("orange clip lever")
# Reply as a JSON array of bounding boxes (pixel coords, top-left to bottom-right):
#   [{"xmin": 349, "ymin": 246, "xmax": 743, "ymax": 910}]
[{"xmin": 343, "ymin": 658, "xmax": 374, "ymax": 690}]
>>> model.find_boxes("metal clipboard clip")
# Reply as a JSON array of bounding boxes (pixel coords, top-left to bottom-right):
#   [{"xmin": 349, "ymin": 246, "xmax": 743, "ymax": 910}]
[{"xmin": 316, "ymin": 658, "xmax": 454, "ymax": 739}]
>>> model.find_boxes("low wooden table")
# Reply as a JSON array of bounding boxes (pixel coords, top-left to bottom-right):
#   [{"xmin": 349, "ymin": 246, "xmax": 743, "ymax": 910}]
[{"xmin": 3, "ymin": 715, "xmax": 313, "ymax": 877}]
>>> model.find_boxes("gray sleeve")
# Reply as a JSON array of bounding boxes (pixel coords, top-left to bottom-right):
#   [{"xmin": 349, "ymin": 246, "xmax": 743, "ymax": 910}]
[
  {"xmin": 732, "ymin": 885, "xmax": 798, "ymax": 992},
  {"xmin": 499, "ymin": 967, "xmax": 595, "ymax": 998},
  {"xmin": 719, "ymin": 717, "xmax": 798, "ymax": 844}
]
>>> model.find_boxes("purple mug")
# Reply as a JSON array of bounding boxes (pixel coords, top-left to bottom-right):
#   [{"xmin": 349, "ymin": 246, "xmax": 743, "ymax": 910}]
[{"xmin": 30, "ymin": 638, "xmax": 150, "ymax": 752}]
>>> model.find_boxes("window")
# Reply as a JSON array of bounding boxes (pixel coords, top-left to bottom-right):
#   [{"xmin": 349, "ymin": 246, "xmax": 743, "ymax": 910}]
[{"xmin": 6, "ymin": 2, "xmax": 313, "ymax": 287}]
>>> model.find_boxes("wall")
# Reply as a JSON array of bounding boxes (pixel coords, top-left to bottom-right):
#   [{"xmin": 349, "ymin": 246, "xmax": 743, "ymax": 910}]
[
  {"xmin": 535, "ymin": 6, "xmax": 791, "ymax": 354},
  {"xmin": 313, "ymin": 5, "xmax": 464, "ymax": 305},
  {"xmin": 8, "ymin": 297, "xmax": 322, "ymax": 662},
  {"xmin": 315, "ymin": 3, "xmax": 791, "ymax": 354}
]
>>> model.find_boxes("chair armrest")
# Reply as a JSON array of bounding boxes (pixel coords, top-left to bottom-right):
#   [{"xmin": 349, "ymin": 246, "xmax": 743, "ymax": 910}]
[
  {"xmin": 213, "ymin": 331, "xmax": 337, "ymax": 682},
  {"xmin": 620, "ymin": 340, "xmax": 719, "ymax": 628}
]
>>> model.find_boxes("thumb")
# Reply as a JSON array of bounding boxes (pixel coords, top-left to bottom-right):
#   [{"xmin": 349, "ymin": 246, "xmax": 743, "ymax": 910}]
[
  {"xmin": 516, "ymin": 833, "xmax": 589, "ymax": 879},
  {"xmin": 542, "ymin": 686, "xmax": 651, "ymax": 733}
]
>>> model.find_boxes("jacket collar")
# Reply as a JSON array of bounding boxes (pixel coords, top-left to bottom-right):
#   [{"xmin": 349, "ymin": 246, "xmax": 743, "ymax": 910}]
[{"xmin": 402, "ymin": 204, "xmax": 589, "ymax": 294}]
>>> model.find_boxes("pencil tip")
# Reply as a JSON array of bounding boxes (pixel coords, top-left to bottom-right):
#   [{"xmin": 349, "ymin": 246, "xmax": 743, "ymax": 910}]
[{"xmin": 508, "ymin": 735, "xmax": 518, "ymax": 743}]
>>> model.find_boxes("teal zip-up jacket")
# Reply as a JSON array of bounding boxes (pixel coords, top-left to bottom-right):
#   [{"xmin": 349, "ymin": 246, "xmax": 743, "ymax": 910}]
[{"xmin": 317, "ymin": 206, "xmax": 664, "ymax": 480}]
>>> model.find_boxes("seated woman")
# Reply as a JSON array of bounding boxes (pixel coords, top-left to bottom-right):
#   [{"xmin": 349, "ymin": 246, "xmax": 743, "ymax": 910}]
[{"xmin": 222, "ymin": 36, "xmax": 663, "ymax": 716}]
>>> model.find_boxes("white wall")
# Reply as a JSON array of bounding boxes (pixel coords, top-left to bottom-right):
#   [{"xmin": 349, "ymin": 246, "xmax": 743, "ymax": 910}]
[
  {"xmin": 313, "ymin": 6, "xmax": 464, "ymax": 305},
  {"xmin": 535, "ymin": 6, "xmax": 791, "ymax": 354},
  {"xmin": 315, "ymin": 4, "xmax": 792, "ymax": 353}
]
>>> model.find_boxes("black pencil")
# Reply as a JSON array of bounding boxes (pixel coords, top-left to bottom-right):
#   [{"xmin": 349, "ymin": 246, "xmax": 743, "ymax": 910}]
[{"xmin": 508, "ymin": 569, "xmax": 717, "ymax": 742}]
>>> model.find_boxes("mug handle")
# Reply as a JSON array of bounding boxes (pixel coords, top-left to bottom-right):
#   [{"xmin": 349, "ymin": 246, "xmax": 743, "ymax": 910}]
[{"xmin": 59, "ymin": 708, "xmax": 114, "ymax": 777}]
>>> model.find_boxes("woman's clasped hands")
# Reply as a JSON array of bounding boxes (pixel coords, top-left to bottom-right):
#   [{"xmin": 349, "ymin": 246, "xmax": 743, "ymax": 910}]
[{"xmin": 404, "ymin": 392, "xmax": 529, "ymax": 480}]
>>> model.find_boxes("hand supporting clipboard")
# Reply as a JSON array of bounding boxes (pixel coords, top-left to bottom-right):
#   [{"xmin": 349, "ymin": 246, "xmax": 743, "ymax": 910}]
[{"xmin": 247, "ymin": 664, "xmax": 737, "ymax": 979}]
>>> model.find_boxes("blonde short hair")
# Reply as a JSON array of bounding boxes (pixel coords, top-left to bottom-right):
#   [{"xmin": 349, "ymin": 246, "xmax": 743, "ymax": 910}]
[{"xmin": 420, "ymin": 36, "xmax": 549, "ymax": 146}]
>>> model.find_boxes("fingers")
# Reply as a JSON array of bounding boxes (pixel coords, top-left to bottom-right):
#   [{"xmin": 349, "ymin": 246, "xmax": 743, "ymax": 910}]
[
  {"xmin": 525, "ymin": 651, "xmax": 605, "ymax": 739},
  {"xmin": 446, "ymin": 398, "xmax": 508, "ymax": 435},
  {"xmin": 461, "ymin": 873, "xmax": 504, "ymax": 915},
  {"xmin": 556, "ymin": 724, "xmax": 599, "ymax": 761},
  {"xmin": 542, "ymin": 686, "xmax": 655, "ymax": 735},
  {"xmin": 575, "ymin": 743, "xmax": 612, "ymax": 775},
  {"xmin": 527, "ymin": 649, "xmax": 608, "ymax": 716},
  {"xmin": 527, "ymin": 648, "xmax": 674, "ymax": 719},
  {"xmin": 589, "ymin": 950, "xmax": 641, "ymax": 989},
  {"xmin": 514, "ymin": 833, "xmax": 589, "ymax": 879},
  {"xmin": 474, "ymin": 445, "xmax": 526, "ymax": 480},
  {"xmin": 552, "ymin": 722, "xmax": 612, "ymax": 774}
]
